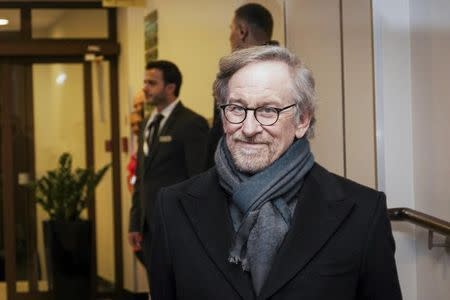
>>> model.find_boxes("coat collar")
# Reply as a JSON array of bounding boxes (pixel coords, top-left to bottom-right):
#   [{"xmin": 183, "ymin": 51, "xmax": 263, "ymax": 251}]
[
  {"xmin": 180, "ymin": 164, "xmax": 355, "ymax": 299},
  {"xmin": 258, "ymin": 164, "xmax": 355, "ymax": 299},
  {"xmin": 180, "ymin": 168, "xmax": 255, "ymax": 299}
]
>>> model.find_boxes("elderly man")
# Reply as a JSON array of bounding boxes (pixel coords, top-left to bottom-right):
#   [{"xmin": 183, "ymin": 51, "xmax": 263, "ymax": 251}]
[{"xmin": 150, "ymin": 46, "xmax": 402, "ymax": 300}]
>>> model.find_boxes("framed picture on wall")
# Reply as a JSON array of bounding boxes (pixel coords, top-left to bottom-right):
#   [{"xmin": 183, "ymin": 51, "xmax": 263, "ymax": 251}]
[{"xmin": 144, "ymin": 10, "xmax": 158, "ymax": 62}]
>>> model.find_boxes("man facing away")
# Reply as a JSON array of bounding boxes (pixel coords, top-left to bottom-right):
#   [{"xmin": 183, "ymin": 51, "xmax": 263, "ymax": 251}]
[
  {"xmin": 128, "ymin": 60, "xmax": 209, "ymax": 288},
  {"xmin": 207, "ymin": 3, "xmax": 278, "ymax": 167},
  {"xmin": 150, "ymin": 46, "xmax": 402, "ymax": 300}
]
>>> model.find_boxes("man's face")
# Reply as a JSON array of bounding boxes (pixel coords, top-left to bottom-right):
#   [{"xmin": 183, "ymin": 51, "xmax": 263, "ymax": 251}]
[
  {"xmin": 223, "ymin": 61, "xmax": 310, "ymax": 174},
  {"xmin": 142, "ymin": 68, "xmax": 168, "ymax": 108},
  {"xmin": 130, "ymin": 113, "xmax": 142, "ymax": 136},
  {"xmin": 133, "ymin": 91, "xmax": 145, "ymax": 114},
  {"xmin": 229, "ymin": 17, "xmax": 243, "ymax": 52}
]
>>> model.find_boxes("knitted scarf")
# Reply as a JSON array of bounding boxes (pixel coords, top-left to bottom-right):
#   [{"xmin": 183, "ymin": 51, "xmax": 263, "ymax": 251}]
[{"xmin": 215, "ymin": 137, "xmax": 314, "ymax": 294}]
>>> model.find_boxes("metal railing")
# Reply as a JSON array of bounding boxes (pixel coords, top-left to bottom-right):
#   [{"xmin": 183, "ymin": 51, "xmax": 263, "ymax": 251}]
[{"xmin": 388, "ymin": 207, "xmax": 450, "ymax": 250}]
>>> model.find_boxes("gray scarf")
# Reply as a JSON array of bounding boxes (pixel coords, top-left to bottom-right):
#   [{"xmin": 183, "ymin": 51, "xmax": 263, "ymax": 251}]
[{"xmin": 215, "ymin": 137, "xmax": 314, "ymax": 294}]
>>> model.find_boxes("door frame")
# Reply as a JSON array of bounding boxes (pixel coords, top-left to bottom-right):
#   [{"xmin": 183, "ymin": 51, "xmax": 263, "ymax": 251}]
[{"xmin": 0, "ymin": 2, "xmax": 124, "ymax": 299}]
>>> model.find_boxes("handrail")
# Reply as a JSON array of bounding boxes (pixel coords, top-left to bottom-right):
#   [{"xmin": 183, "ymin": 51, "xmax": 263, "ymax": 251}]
[
  {"xmin": 388, "ymin": 207, "xmax": 450, "ymax": 236},
  {"xmin": 388, "ymin": 207, "xmax": 450, "ymax": 250}
]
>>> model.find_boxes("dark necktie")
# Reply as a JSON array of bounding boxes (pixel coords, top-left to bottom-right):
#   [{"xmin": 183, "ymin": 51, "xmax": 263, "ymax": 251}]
[{"xmin": 147, "ymin": 113, "xmax": 164, "ymax": 150}]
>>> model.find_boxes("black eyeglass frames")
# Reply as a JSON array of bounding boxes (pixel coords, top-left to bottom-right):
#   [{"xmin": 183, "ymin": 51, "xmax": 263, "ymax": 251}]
[{"xmin": 220, "ymin": 103, "xmax": 297, "ymax": 126}]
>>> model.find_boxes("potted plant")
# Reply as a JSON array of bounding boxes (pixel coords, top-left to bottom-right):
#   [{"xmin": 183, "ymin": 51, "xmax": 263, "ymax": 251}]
[{"xmin": 29, "ymin": 152, "xmax": 110, "ymax": 300}]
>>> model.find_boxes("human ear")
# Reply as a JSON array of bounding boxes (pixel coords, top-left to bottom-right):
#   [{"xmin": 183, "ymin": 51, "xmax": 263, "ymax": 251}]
[
  {"xmin": 295, "ymin": 114, "xmax": 311, "ymax": 139},
  {"xmin": 238, "ymin": 23, "xmax": 249, "ymax": 42},
  {"xmin": 165, "ymin": 83, "xmax": 176, "ymax": 95}
]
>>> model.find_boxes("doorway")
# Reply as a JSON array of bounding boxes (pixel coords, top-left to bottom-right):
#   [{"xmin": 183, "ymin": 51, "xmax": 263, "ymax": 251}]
[{"xmin": 0, "ymin": 2, "xmax": 123, "ymax": 300}]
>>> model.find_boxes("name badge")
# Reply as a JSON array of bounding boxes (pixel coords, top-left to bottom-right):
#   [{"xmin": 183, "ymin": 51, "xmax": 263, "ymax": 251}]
[{"xmin": 159, "ymin": 135, "xmax": 172, "ymax": 143}]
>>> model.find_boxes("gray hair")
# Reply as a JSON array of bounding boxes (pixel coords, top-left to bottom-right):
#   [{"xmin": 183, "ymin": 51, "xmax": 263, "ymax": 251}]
[{"xmin": 213, "ymin": 45, "xmax": 316, "ymax": 138}]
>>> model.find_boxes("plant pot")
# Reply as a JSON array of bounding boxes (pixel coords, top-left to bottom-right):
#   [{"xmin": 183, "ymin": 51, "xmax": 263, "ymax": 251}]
[{"xmin": 43, "ymin": 220, "xmax": 92, "ymax": 300}]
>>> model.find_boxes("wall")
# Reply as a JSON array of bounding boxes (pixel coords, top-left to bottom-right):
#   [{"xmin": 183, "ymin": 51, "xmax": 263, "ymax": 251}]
[
  {"xmin": 285, "ymin": 0, "xmax": 376, "ymax": 187},
  {"xmin": 117, "ymin": 6, "xmax": 148, "ymax": 292},
  {"xmin": 143, "ymin": 0, "xmax": 236, "ymax": 120},
  {"xmin": 373, "ymin": 0, "xmax": 417, "ymax": 298},
  {"xmin": 374, "ymin": 0, "xmax": 450, "ymax": 299},
  {"xmin": 409, "ymin": 0, "xmax": 450, "ymax": 299},
  {"xmin": 142, "ymin": 0, "xmax": 286, "ymax": 120}
]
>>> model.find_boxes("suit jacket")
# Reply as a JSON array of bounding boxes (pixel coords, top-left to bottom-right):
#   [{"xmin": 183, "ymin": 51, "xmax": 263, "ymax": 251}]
[
  {"xmin": 129, "ymin": 102, "xmax": 209, "ymax": 238},
  {"xmin": 150, "ymin": 164, "xmax": 402, "ymax": 300}
]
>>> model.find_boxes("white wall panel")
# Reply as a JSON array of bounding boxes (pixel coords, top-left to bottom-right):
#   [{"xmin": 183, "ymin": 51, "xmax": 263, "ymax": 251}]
[{"xmin": 410, "ymin": 1, "xmax": 450, "ymax": 299}]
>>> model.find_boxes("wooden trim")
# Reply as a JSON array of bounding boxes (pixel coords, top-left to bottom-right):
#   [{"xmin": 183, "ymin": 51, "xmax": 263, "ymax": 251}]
[
  {"xmin": 23, "ymin": 64, "xmax": 39, "ymax": 293},
  {"xmin": 108, "ymin": 8, "xmax": 117, "ymax": 42},
  {"xmin": 369, "ymin": 0, "xmax": 379, "ymax": 189},
  {"xmin": 84, "ymin": 64, "xmax": 95, "ymax": 219},
  {"xmin": 0, "ymin": 32, "xmax": 22, "ymax": 40},
  {"xmin": 83, "ymin": 61, "xmax": 98, "ymax": 299},
  {"xmin": 21, "ymin": 7, "xmax": 31, "ymax": 39},
  {"xmin": 14, "ymin": 292, "xmax": 52, "ymax": 300},
  {"xmin": 0, "ymin": 40, "xmax": 120, "ymax": 57},
  {"xmin": 110, "ymin": 57, "xmax": 124, "ymax": 292},
  {"xmin": 0, "ymin": 2, "xmax": 103, "ymax": 9},
  {"xmin": 1, "ymin": 62, "xmax": 18, "ymax": 300},
  {"xmin": 339, "ymin": 0, "xmax": 347, "ymax": 178}
]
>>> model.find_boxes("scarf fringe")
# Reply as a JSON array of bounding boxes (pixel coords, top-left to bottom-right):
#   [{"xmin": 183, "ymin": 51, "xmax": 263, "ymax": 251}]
[{"xmin": 228, "ymin": 255, "xmax": 250, "ymax": 271}]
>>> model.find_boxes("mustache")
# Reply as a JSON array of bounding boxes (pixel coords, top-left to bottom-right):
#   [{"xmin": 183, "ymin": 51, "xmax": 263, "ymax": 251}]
[{"xmin": 231, "ymin": 134, "xmax": 269, "ymax": 144}]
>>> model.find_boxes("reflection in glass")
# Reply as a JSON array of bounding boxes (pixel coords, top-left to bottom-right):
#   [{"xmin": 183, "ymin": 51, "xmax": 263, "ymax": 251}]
[
  {"xmin": 32, "ymin": 63, "xmax": 85, "ymax": 292},
  {"xmin": 0, "ymin": 9, "xmax": 20, "ymax": 32},
  {"xmin": 92, "ymin": 61, "xmax": 116, "ymax": 292},
  {"xmin": 32, "ymin": 9, "xmax": 108, "ymax": 39}
]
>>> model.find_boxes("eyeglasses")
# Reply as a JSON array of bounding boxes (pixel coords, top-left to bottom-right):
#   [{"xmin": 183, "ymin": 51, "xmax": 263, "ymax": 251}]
[{"xmin": 220, "ymin": 103, "xmax": 297, "ymax": 126}]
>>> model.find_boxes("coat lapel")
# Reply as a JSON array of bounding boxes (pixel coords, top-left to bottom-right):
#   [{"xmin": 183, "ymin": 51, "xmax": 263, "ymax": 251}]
[
  {"xmin": 180, "ymin": 169, "xmax": 255, "ymax": 300},
  {"xmin": 258, "ymin": 164, "xmax": 355, "ymax": 299}
]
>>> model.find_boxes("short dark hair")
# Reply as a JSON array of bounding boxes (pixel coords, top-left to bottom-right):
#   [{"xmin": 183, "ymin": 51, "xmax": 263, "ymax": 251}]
[
  {"xmin": 235, "ymin": 3, "xmax": 273, "ymax": 41},
  {"xmin": 145, "ymin": 60, "xmax": 182, "ymax": 97}
]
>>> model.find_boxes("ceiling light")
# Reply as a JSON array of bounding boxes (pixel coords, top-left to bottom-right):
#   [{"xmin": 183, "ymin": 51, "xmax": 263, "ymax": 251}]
[
  {"xmin": 56, "ymin": 73, "xmax": 67, "ymax": 85},
  {"xmin": 0, "ymin": 19, "xmax": 9, "ymax": 26}
]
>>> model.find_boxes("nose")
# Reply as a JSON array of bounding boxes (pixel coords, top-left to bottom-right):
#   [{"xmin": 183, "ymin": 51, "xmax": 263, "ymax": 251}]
[
  {"xmin": 241, "ymin": 112, "xmax": 262, "ymax": 137},
  {"xmin": 142, "ymin": 86, "xmax": 150, "ymax": 98}
]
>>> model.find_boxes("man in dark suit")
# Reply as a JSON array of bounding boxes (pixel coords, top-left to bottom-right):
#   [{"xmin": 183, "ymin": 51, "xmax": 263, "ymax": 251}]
[
  {"xmin": 150, "ymin": 46, "xmax": 402, "ymax": 300},
  {"xmin": 207, "ymin": 3, "xmax": 279, "ymax": 167},
  {"xmin": 128, "ymin": 60, "xmax": 209, "ymax": 285}
]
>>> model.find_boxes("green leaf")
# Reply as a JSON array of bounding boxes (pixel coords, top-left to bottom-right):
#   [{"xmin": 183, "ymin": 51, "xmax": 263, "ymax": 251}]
[{"xmin": 27, "ymin": 152, "xmax": 110, "ymax": 222}]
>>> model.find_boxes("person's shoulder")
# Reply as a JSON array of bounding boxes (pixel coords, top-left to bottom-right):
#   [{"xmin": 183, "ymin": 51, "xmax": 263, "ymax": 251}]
[
  {"xmin": 312, "ymin": 163, "xmax": 378, "ymax": 191},
  {"xmin": 158, "ymin": 168, "xmax": 217, "ymax": 200},
  {"xmin": 177, "ymin": 102, "xmax": 208, "ymax": 123},
  {"xmin": 310, "ymin": 163, "xmax": 384, "ymax": 208}
]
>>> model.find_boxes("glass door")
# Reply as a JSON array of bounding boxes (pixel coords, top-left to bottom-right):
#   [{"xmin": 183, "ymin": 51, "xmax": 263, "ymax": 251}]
[{"xmin": 0, "ymin": 59, "xmax": 120, "ymax": 300}]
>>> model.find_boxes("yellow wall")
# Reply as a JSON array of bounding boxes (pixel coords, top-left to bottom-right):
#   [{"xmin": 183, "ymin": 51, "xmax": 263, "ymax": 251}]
[{"xmin": 144, "ymin": 0, "xmax": 234, "ymax": 119}]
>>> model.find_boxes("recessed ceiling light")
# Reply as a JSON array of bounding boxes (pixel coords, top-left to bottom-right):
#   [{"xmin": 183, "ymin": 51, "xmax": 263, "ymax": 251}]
[
  {"xmin": 0, "ymin": 19, "xmax": 9, "ymax": 26},
  {"xmin": 56, "ymin": 73, "xmax": 67, "ymax": 85}
]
